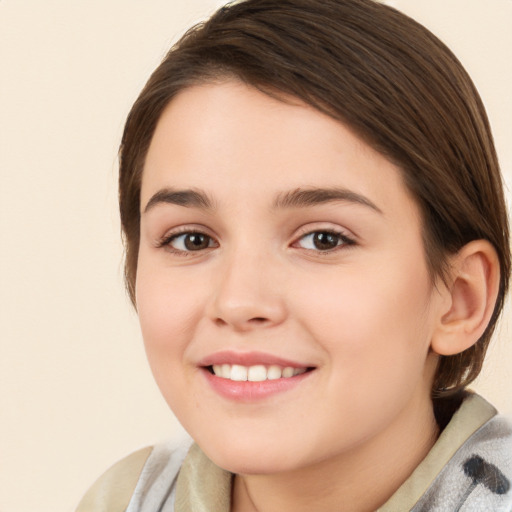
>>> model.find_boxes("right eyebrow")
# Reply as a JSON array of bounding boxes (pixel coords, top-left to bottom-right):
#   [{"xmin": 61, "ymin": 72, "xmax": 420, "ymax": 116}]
[
  {"xmin": 273, "ymin": 187, "xmax": 383, "ymax": 214},
  {"xmin": 143, "ymin": 188, "xmax": 215, "ymax": 213}
]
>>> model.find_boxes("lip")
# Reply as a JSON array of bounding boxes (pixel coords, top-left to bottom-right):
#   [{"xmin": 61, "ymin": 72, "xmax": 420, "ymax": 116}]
[
  {"xmin": 198, "ymin": 351, "xmax": 315, "ymax": 402},
  {"xmin": 198, "ymin": 350, "xmax": 311, "ymax": 368},
  {"xmin": 201, "ymin": 367, "xmax": 313, "ymax": 402}
]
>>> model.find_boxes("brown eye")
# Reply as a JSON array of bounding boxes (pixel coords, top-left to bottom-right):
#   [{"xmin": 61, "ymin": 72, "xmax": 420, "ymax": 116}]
[
  {"xmin": 168, "ymin": 232, "xmax": 214, "ymax": 252},
  {"xmin": 184, "ymin": 233, "xmax": 210, "ymax": 250},
  {"xmin": 296, "ymin": 231, "xmax": 354, "ymax": 251},
  {"xmin": 312, "ymin": 232, "xmax": 340, "ymax": 250}
]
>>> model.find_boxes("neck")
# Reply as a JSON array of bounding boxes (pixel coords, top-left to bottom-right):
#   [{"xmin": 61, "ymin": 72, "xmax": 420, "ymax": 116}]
[{"xmin": 232, "ymin": 396, "xmax": 439, "ymax": 512}]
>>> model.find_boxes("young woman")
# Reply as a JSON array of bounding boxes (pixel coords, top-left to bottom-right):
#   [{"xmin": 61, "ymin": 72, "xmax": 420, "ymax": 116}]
[{"xmin": 77, "ymin": 0, "xmax": 511, "ymax": 510}]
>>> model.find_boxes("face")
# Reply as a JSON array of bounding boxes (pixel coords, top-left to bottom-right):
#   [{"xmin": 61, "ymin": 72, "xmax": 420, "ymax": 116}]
[{"xmin": 136, "ymin": 81, "xmax": 443, "ymax": 475}]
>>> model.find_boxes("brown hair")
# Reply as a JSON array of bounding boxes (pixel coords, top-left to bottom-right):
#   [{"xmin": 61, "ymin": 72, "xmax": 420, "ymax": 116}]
[{"xmin": 119, "ymin": 0, "xmax": 510, "ymax": 395}]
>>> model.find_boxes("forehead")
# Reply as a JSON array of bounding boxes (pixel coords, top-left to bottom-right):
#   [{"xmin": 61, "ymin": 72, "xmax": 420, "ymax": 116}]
[{"xmin": 141, "ymin": 81, "xmax": 420, "ymax": 223}]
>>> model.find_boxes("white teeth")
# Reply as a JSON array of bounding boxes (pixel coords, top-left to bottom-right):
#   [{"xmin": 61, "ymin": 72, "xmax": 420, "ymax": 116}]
[
  {"xmin": 267, "ymin": 365, "xmax": 282, "ymax": 380},
  {"xmin": 221, "ymin": 364, "xmax": 231, "ymax": 379},
  {"xmin": 230, "ymin": 364, "xmax": 248, "ymax": 381},
  {"xmin": 282, "ymin": 367, "xmax": 294, "ymax": 378},
  {"xmin": 210, "ymin": 364, "xmax": 308, "ymax": 381},
  {"xmin": 247, "ymin": 365, "xmax": 267, "ymax": 382}
]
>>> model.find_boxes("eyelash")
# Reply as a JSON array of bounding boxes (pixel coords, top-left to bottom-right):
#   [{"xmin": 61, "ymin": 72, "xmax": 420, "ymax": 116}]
[
  {"xmin": 156, "ymin": 228, "xmax": 356, "ymax": 256},
  {"xmin": 293, "ymin": 229, "xmax": 356, "ymax": 253},
  {"xmin": 156, "ymin": 229, "xmax": 218, "ymax": 256}
]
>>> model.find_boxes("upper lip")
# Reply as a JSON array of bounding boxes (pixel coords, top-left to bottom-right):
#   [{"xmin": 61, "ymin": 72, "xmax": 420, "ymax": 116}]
[{"xmin": 198, "ymin": 350, "xmax": 313, "ymax": 368}]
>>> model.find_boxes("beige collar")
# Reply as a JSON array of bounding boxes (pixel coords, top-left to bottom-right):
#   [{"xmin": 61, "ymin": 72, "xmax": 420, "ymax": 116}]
[{"xmin": 377, "ymin": 393, "xmax": 496, "ymax": 511}]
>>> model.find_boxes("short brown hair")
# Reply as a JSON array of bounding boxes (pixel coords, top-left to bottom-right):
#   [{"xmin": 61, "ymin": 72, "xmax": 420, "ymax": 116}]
[{"xmin": 119, "ymin": 0, "xmax": 510, "ymax": 395}]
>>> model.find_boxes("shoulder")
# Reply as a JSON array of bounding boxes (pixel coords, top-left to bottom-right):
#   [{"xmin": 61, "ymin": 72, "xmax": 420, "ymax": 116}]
[
  {"xmin": 380, "ymin": 393, "xmax": 512, "ymax": 511},
  {"xmin": 75, "ymin": 438, "xmax": 193, "ymax": 512},
  {"xmin": 75, "ymin": 446, "xmax": 154, "ymax": 512},
  {"xmin": 413, "ymin": 394, "xmax": 512, "ymax": 511}
]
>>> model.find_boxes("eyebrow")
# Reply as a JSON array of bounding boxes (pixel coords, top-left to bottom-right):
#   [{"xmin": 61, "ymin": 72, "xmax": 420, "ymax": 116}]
[
  {"xmin": 273, "ymin": 187, "xmax": 382, "ymax": 213},
  {"xmin": 143, "ymin": 188, "xmax": 215, "ymax": 213},
  {"xmin": 143, "ymin": 186, "xmax": 382, "ymax": 214}
]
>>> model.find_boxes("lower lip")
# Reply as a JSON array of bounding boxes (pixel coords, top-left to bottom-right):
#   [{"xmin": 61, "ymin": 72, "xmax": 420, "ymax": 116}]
[{"xmin": 201, "ymin": 368, "xmax": 313, "ymax": 402}]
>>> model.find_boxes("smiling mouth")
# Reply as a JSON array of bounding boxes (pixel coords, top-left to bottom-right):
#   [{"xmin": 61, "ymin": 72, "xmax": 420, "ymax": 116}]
[{"xmin": 206, "ymin": 364, "xmax": 313, "ymax": 382}]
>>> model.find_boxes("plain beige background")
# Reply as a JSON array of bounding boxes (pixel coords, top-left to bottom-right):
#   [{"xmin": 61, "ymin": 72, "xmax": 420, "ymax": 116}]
[{"xmin": 0, "ymin": 1, "xmax": 510, "ymax": 511}]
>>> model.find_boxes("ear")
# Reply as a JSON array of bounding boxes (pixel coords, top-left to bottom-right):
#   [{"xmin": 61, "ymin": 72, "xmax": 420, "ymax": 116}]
[{"xmin": 431, "ymin": 240, "xmax": 500, "ymax": 356}]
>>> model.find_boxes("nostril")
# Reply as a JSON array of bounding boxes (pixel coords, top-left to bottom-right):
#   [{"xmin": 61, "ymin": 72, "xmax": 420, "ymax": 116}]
[
  {"xmin": 250, "ymin": 317, "xmax": 268, "ymax": 324},
  {"xmin": 212, "ymin": 316, "xmax": 268, "ymax": 330}
]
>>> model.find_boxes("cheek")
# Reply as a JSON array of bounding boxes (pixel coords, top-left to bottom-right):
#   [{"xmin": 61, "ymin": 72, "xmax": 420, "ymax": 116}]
[
  {"xmin": 135, "ymin": 266, "xmax": 208, "ymax": 415},
  {"xmin": 296, "ymin": 270, "xmax": 435, "ymax": 431},
  {"xmin": 135, "ymin": 262, "xmax": 205, "ymax": 365},
  {"xmin": 292, "ymin": 257, "xmax": 434, "ymax": 378}
]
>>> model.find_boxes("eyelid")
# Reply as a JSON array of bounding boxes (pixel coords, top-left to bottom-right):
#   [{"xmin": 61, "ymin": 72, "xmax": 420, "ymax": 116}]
[
  {"xmin": 291, "ymin": 224, "xmax": 357, "ymax": 252},
  {"xmin": 293, "ymin": 222, "xmax": 356, "ymax": 240},
  {"xmin": 154, "ymin": 223, "xmax": 356, "ymax": 255},
  {"xmin": 155, "ymin": 225, "xmax": 219, "ymax": 254}
]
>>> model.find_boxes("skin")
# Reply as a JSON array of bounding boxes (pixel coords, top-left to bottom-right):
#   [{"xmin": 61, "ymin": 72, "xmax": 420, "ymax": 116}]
[{"xmin": 136, "ymin": 81, "xmax": 446, "ymax": 512}]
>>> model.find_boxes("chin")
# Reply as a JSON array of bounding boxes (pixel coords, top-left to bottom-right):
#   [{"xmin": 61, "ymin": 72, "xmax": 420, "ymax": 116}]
[{"xmin": 198, "ymin": 436, "xmax": 302, "ymax": 475}]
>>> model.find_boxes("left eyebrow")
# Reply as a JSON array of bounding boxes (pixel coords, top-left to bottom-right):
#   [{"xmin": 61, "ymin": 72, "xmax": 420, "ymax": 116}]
[
  {"xmin": 273, "ymin": 187, "xmax": 383, "ymax": 213},
  {"xmin": 143, "ymin": 187, "xmax": 215, "ymax": 213}
]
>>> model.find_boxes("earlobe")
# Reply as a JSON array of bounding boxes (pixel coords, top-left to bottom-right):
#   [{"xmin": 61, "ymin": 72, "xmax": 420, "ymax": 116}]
[{"xmin": 431, "ymin": 240, "xmax": 500, "ymax": 356}]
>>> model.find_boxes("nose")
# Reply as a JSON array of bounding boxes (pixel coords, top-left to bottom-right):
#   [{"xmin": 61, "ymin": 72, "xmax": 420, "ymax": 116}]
[{"xmin": 207, "ymin": 247, "xmax": 287, "ymax": 332}]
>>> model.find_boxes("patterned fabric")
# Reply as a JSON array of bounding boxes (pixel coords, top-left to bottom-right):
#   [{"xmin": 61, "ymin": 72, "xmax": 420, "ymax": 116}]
[
  {"xmin": 411, "ymin": 416, "xmax": 511, "ymax": 511},
  {"xmin": 76, "ymin": 393, "xmax": 512, "ymax": 511}
]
